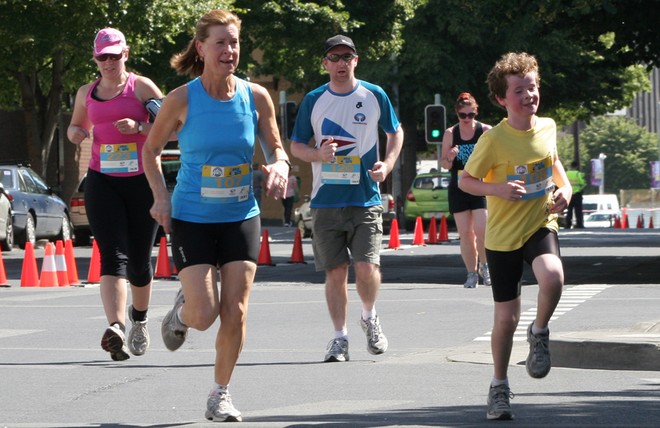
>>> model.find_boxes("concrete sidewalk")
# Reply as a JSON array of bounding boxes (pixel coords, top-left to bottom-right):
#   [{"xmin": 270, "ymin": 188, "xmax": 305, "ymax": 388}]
[{"xmin": 448, "ymin": 283, "xmax": 660, "ymax": 372}]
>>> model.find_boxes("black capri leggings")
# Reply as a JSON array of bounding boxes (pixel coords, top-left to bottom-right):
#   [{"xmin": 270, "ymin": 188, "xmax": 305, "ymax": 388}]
[{"xmin": 84, "ymin": 169, "xmax": 158, "ymax": 286}]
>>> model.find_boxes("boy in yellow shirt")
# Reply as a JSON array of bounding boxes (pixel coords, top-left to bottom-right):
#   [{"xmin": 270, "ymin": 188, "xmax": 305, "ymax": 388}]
[{"xmin": 459, "ymin": 52, "xmax": 572, "ymax": 420}]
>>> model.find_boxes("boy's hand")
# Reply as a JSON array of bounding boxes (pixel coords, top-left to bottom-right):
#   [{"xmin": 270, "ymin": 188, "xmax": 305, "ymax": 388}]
[
  {"xmin": 498, "ymin": 180, "xmax": 526, "ymax": 201},
  {"xmin": 549, "ymin": 185, "xmax": 571, "ymax": 213}
]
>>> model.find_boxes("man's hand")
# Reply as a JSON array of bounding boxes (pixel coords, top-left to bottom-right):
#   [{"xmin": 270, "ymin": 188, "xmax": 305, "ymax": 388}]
[{"xmin": 368, "ymin": 161, "xmax": 389, "ymax": 183}]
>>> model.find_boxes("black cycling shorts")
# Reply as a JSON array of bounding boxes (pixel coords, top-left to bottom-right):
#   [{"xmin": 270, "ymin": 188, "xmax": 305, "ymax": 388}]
[
  {"xmin": 170, "ymin": 215, "xmax": 261, "ymax": 271},
  {"xmin": 449, "ymin": 185, "xmax": 487, "ymax": 214},
  {"xmin": 486, "ymin": 228, "xmax": 561, "ymax": 302}
]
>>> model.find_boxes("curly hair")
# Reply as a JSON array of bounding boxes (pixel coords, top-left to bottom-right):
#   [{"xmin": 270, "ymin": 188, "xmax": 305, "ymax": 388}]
[
  {"xmin": 170, "ymin": 9, "xmax": 242, "ymax": 78},
  {"xmin": 486, "ymin": 52, "xmax": 540, "ymax": 109}
]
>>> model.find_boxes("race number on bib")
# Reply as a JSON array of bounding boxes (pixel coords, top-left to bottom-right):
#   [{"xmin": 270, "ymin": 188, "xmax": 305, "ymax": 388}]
[
  {"xmin": 507, "ymin": 156, "xmax": 554, "ymax": 200},
  {"xmin": 201, "ymin": 163, "xmax": 251, "ymax": 204},
  {"xmin": 99, "ymin": 143, "xmax": 139, "ymax": 173},
  {"xmin": 321, "ymin": 156, "xmax": 361, "ymax": 185}
]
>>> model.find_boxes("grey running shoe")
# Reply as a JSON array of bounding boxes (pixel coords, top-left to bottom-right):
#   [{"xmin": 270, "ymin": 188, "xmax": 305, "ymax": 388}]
[
  {"xmin": 127, "ymin": 306, "xmax": 149, "ymax": 356},
  {"xmin": 487, "ymin": 384, "xmax": 514, "ymax": 420},
  {"xmin": 161, "ymin": 288, "xmax": 188, "ymax": 351},
  {"xmin": 479, "ymin": 263, "xmax": 492, "ymax": 286},
  {"xmin": 206, "ymin": 390, "xmax": 242, "ymax": 422},
  {"xmin": 526, "ymin": 322, "xmax": 551, "ymax": 378},
  {"xmin": 463, "ymin": 271, "xmax": 478, "ymax": 288},
  {"xmin": 360, "ymin": 315, "xmax": 389, "ymax": 355},
  {"xmin": 324, "ymin": 337, "xmax": 350, "ymax": 362},
  {"xmin": 101, "ymin": 324, "xmax": 130, "ymax": 361}
]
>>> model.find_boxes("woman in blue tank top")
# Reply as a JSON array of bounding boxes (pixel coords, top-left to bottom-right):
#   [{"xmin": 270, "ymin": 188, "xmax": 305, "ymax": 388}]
[{"xmin": 142, "ymin": 9, "xmax": 291, "ymax": 422}]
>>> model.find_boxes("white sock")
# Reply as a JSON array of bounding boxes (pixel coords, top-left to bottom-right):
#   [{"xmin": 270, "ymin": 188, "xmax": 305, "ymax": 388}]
[
  {"xmin": 210, "ymin": 383, "xmax": 228, "ymax": 396},
  {"xmin": 175, "ymin": 306, "xmax": 187, "ymax": 327},
  {"xmin": 362, "ymin": 308, "xmax": 376, "ymax": 321},
  {"xmin": 491, "ymin": 377, "xmax": 509, "ymax": 387},
  {"xmin": 334, "ymin": 328, "xmax": 348, "ymax": 339},
  {"xmin": 532, "ymin": 323, "xmax": 548, "ymax": 335}
]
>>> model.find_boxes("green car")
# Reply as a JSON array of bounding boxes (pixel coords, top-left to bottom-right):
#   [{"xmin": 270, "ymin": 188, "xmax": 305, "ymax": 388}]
[{"xmin": 403, "ymin": 171, "xmax": 451, "ymax": 231}]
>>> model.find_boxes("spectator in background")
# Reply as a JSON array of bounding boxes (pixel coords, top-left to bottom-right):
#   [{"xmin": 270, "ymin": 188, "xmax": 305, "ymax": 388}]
[
  {"xmin": 565, "ymin": 161, "xmax": 586, "ymax": 228},
  {"xmin": 282, "ymin": 173, "xmax": 299, "ymax": 226}
]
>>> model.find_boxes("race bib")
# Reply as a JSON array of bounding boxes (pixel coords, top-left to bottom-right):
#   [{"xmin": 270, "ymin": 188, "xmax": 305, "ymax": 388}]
[
  {"xmin": 99, "ymin": 143, "xmax": 139, "ymax": 173},
  {"xmin": 321, "ymin": 156, "xmax": 361, "ymax": 185},
  {"xmin": 507, "ymin": 156, "xmax": 554, "ymax": 200},
  {"xmin": 200, "ymin": 163, "xmax": 251, "ymax": 204}
]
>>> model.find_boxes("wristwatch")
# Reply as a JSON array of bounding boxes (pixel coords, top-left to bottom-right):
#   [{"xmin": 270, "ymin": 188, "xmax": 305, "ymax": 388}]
[{"xmin": 137, "ymin": 122, "xmax": 144, "ymax": 133}]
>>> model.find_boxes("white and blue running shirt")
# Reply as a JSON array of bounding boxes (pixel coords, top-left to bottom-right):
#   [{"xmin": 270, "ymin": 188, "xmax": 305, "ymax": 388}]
[{"xmin": 290, "ymin": 80, "xmax": 400, "ymax": 208}]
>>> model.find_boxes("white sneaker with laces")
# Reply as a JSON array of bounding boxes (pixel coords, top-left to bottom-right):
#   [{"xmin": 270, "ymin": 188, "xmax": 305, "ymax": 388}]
[
  {"xmin": 127, "ymin": 306, "xmax": 149, "ymax": 356},
  {"xmin": 206, "ymin": 390, "xmax": 242, "ymax": 422}
]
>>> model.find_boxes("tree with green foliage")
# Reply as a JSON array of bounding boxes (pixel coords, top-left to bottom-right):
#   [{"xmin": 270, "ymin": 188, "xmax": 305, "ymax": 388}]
[
  {"xmin": 578, "ymin": 116, "xmax": 658, "ymax": 193},
  {"xmin": 0, "ymin": 0, "xmax": 225, "ymax": 175}
]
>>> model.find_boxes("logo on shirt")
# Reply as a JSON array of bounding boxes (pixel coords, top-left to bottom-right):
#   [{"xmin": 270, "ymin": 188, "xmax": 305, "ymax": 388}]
[
  {"xmin": 354, "ymin": 113, "xmax": 366, "ymax": 123},
  {"xmin": 356, "ymin": 102, "xmax": 363, "ymax": 109}
]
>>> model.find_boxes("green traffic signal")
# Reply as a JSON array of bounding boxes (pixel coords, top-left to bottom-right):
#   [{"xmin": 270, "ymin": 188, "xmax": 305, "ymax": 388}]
[{"xmin": 424, "ymin": 104, "xmax": 446, "ymax": 143}]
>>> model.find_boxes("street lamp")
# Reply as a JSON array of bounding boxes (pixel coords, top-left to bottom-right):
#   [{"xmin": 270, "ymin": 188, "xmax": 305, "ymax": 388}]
[{"xmin": 599, "ymin": 153, "xmax": 607, "ymax": 195}]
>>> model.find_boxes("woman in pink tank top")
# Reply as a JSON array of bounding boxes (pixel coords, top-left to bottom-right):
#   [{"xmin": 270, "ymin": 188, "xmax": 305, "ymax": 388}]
[{"xmin": 67, "ymin": 27, "xmax": 167, "ymax": 362}]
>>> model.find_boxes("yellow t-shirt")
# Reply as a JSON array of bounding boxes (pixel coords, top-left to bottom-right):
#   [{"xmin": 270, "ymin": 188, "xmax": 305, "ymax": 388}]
[{"xmin": 464, "ymin": 117, "xmax": 559, "ymax": 251}]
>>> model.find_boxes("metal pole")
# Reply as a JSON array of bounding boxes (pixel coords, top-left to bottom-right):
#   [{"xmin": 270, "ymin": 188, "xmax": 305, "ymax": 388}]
[
  {"xmin": 434, "ymin": 94, "xmax": 441, "ymax": 170},
  {"xmin": 599, "ymin": 153, "xmax": 606, "ymax": 195}
]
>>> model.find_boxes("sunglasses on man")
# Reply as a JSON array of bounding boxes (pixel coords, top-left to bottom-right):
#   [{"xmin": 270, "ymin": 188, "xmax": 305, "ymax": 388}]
[
  {"xmin": 458, "ymin": 112, "xmax": 477, "ymax": 119},
  {"xmin": 325, "ymin": 53, "xmax": 357, "ymax": 63},
  {"xmin": 95, "ymin": 53, "xmax": 124, "ymax": 62}
]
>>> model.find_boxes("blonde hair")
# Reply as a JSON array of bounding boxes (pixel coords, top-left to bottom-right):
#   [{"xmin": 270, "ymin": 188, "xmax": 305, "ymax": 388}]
[
  {"xmin": 486, "ymin": 52, "xmax": 540, "ymax": 109},
  {"xmin": 170, "ymin": 9, "xmax": 242, "ymax": 78}
]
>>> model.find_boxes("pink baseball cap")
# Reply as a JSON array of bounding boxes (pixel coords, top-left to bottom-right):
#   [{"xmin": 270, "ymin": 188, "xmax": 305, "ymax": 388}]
[{"xmin": 93, "ymin": 28, "xmax": 126, "ymax": 56}]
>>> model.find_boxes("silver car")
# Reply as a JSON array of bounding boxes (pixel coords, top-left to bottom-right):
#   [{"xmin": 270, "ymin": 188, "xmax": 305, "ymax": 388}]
[{"xmin": 0, "ymin": 182, "xmax": 13, "ymax": 251}]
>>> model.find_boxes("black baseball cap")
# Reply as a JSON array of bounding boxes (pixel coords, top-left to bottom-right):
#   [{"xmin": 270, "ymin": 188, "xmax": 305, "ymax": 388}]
[{"xmin": 324, "ymin": 35, "xmax": 356, "ymax": 55}]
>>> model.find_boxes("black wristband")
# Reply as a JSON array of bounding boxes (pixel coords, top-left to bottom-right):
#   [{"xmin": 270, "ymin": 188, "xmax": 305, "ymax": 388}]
[{"xmin": 278, "ymin": 159, "xmax": 292, "ymax": 171}]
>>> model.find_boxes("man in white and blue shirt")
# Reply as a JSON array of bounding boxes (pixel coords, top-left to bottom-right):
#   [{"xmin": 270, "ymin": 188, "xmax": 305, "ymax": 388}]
[{"xmin": 290, "ymin": 35, "xmax": 404, "ymax": 363}]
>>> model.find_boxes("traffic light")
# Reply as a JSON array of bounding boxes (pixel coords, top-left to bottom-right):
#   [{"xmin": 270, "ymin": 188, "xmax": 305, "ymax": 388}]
[
  {"xmin": 282, "ymin": 101, "xmax": 297, "ymax": 139},
  {"xmin": 425, "ymin": 104, "xmax": 446, "ymax": 143}
]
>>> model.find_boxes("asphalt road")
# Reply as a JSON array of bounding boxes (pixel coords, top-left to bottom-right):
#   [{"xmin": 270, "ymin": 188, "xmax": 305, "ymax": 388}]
[{"xmin": 1, "ymin": 227, "xmax": 659, "ymax": 427}]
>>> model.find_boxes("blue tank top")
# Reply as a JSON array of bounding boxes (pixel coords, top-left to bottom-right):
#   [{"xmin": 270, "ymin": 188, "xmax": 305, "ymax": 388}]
[{"xmin": 172, "ymin": 77, "xmax": 259, "ymax": 223}]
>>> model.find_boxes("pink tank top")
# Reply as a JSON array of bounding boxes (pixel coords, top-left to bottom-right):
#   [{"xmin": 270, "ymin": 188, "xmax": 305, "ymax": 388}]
[{"xmin": 86, "ymin": 72, "xmax": 149, "ymax": 176}]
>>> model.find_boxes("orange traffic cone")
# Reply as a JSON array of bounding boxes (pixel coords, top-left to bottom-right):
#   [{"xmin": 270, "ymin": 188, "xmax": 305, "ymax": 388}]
[
  {"xmin": 154, "ymin": 236, "xmax": 173, "ymax": 279},
  {"xmin": 613, "ymin": 215, "xmax": 621, "ymax": 228},
  {"xmin": 64, "ymin": 239, "xmax": 80, "ymax": 285},
  {"xmin": 649, "ymin": 216, "xmax": 654, "ymax": 229},
  {"xmin": 20, "ymin": 242, "xmax": 39, "ymax": 287},
  {"xmin": 388, "ymin": 218, "xmax": 401, "ymax": 249},
  {"xmin": 637, "ymin": 214, "xmax": 644, "ymax": 228},
  {"xmin": 412, "ymin": 217, "xmax": 425, "ymax": 246},
  {"xmin": 438, "ymin": 215, "xmax": 449, "ymax": 242},
  {"xmin": 622, "ymin": 213, "xmax": 629, "ymax": 229},
  {"xmin": 54, "ymin": 240, "xmax": 69, "ymax": 287},
  {"xmin": 87, "ymin": 240, "xmax": 101, "ymax": 283},
  {"xmin": 0, "ymin": 248, "xmax": 9, "ymax": 287},
  {"xmin": 257, "ymin": 229, "xmax": 275, "ymax": 266},
  {"xmin": 39, "ymin": 242, "xmax": 59, "ymax": 287},
  {"xmin": 426, "ymin": 216, "xmax": 438, "ymax": 244},
  {"xmin": 288, "ymin": 228, "xmax": 306, "ymax": 264}
]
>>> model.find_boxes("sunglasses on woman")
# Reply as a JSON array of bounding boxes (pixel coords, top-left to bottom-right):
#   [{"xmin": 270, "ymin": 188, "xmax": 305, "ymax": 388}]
[
  {"xmin": 95, "ymin": 53, "xmax": 124, "ymax": 62},
  {"xmin": 325, "ymin": 53, "xmax": 357, "ymax": 63},
  {"xmin": 458, "ymin": 112, "xmax": 477, "ymax": 119}
]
